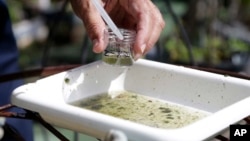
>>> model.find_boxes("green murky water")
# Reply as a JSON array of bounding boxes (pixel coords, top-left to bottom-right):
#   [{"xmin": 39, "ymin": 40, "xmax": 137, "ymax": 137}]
[{"xmin": 72, "ymin": 91, "xmax": 208, "ymax": 129}]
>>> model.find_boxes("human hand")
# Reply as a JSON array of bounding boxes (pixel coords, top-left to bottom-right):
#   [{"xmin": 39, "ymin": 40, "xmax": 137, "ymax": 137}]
[{"xmin": 70, "ymin": 0, "xmax": 165, "ymax": 60}]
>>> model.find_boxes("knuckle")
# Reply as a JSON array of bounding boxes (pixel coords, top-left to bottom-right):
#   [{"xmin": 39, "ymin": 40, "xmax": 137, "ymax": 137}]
[
  {"xmin": 86, "ymin": 23, "xmax": 99, "ymax": 31},
  {"xmin": 153, "ymin": 14, "xmax": 165, "ymax": 30},
  {"xmin": 147, "ymin": 42, "xmax": 154, "ymax": 49},
  {"xmin": 159, "ymin": 19, "xmax": 166, "ymax": 29},
  {"xmin": 85, "ymin": 23, "xmax": 100, "ymax": 39}
]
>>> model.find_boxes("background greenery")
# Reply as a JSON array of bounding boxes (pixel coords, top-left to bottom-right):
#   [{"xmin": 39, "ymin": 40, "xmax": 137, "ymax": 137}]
[{"xmin": 7, "ymin": 0, "xmax": 250, "ymax": 72}]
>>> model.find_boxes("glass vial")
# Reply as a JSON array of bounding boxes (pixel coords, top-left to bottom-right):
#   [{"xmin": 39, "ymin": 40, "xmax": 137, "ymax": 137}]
[{"xmin": 102, "ymin": 28, "xmax": 136, "ymax": 66}]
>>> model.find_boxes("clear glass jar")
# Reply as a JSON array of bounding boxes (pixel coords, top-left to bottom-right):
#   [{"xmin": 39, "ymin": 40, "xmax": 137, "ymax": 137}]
[{"xmin": 102, "ymin": 28, "xmax": 136, "ymax": 66}]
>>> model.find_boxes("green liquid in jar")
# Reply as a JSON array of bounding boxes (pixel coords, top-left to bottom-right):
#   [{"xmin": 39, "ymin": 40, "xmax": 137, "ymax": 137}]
[
  {"xmin": 102, "ymin": 55, "xmax": 133, "ymax": 66},
  {"xmin": 71, "ymin": 91, "xmax": 208, "ymax": 129}
]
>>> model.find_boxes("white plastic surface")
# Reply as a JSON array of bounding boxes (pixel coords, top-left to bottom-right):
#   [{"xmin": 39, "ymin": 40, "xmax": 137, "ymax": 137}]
[
  {"xmin": 11, "ymin": 59, "xmax": 250, "ymax": 141},
  {"xmin": 0, "ymin": 117, "xmax": 4, "ymax": 139}
]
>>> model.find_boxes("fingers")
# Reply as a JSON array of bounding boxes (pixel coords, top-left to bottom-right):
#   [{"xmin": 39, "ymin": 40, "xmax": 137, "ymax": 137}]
[
  {"xmin": 120, "ymin": 0, "xmax": 165, "ymax": 60},
  {"xmin": 136, "ymin": 1, "xmax": 165, "ymax": 60},
  {"xmin": 145, "ymin": 4, "xmax": 165, "ymax": 54},
  {"xmin": 70, "ymin": 0, "xmax": 165, "ymax": 57},
  {"xmin": 133, "ymin": 11, "xmax": 150, "ymax": 59},
  {"xmin": 70, "ymin": 0, "xmax": 107, "ymax": 53}
]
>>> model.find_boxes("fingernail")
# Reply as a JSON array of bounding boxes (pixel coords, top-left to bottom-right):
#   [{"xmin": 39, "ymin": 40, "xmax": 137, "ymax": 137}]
[
  {"xmin": 92, "ymin": 39, "xmax": 99, "ymax": 53},
  {"xmin": 140, "ymin": 44, "xmax": 146, "ymax": 54},
  {"xmin": 134, "ymin": 53, "xmax": 141, "ymax": 61}
]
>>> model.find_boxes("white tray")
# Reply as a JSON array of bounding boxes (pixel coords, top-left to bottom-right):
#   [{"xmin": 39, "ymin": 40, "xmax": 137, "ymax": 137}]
[{"xmin": 11, "ymin": 59, "xmax": 250, "ymax": 141}]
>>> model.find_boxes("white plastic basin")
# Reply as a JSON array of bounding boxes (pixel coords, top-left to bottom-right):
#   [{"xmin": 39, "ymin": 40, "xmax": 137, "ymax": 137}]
[{"xmin": 11, "ymin": 59, "xmax": 250, "ymax": 141}]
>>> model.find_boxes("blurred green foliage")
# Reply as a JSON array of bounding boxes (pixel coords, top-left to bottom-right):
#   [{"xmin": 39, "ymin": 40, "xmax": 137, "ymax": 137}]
[
  {"xmin": 6, "ymin": 0, "xmax": 250, "ymax": 72},
  {"xmin": 6, "ymin": 1, "xmax": 23, "ymax": 23}
]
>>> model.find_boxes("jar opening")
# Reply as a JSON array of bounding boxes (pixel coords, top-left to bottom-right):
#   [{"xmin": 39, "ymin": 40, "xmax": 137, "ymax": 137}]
[
  {"xmin": 102, "ymin": 27, "xmax": 136, "ymax": 66},
  {"xmin": 107, "ymin": 28, "xmax": 136, "ymax": 42}
]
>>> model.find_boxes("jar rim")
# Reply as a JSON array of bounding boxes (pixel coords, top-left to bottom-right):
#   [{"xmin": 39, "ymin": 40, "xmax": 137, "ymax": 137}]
[{"xmin": 107, "ymin": 27, "xmax": 136, "ymax": 42}]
